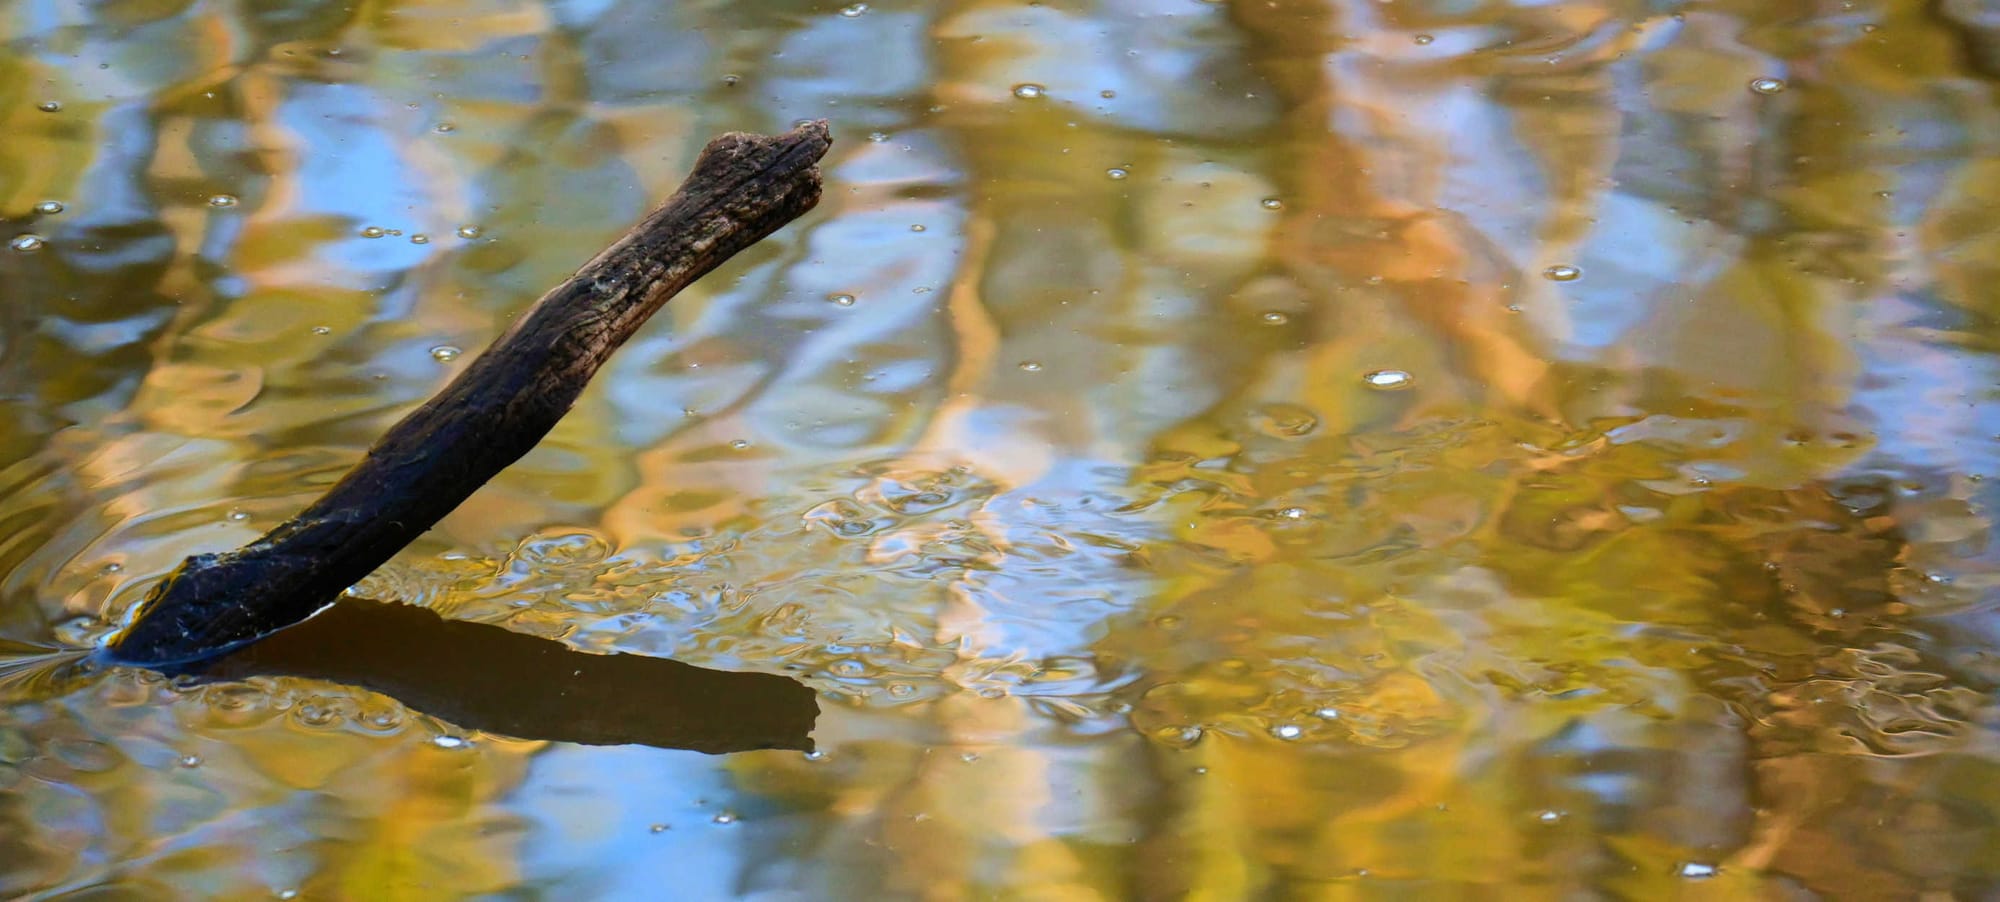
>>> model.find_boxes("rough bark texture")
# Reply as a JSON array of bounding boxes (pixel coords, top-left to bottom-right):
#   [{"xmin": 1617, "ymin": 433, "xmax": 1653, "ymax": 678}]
[{"xmin": 111, "ymin": 121, "xmax": 831, "ymax": 667}]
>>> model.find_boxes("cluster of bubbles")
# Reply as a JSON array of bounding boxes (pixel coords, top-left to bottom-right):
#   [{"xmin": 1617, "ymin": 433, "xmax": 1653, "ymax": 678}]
[{"xmin": 357, "ymin": 225, "xmax": 483, "ymax": 242}]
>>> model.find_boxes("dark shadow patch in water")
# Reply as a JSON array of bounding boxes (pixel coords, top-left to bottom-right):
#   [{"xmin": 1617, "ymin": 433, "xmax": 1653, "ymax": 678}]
[{"xmin": 153, "ymin": 598, "xmax": 818, "ymax": 754}]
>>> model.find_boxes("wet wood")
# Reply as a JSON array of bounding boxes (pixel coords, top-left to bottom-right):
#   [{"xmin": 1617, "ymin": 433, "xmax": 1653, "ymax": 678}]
[{"xmin": 111, "ymin": 121, "xmax": 832, "ymax": 667}]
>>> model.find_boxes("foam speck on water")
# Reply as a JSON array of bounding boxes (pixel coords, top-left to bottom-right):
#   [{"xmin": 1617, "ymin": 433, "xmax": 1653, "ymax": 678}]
[{"xmin": 1362, "ymin": 369, "xmax": 1414, "ymax": 390}]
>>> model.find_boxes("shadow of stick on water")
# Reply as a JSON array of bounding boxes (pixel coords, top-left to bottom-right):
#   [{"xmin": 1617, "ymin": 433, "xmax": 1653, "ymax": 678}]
[{"xmin": 178, "ymin": 598, "xmax": 818, "ymax": 755}]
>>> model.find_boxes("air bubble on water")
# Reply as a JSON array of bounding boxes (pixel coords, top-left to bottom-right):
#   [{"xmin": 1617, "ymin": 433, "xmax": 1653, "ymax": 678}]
[
  {"xmin": 803, "ymin": 749, "xmax": 828, "ymax": 761},
  {"xmin": 227, "ymin": 509, "xmax": 250, "ymax": 521},
  {"xmin": 1106, "ymin": 167, "xmax": 1129, "ymax": 180},
  {"xmin": 910, "ymin": 223, "xmax": 926, "ymax": 232},
  {"xmin": 10, "ymin": 234, "xmax": 45, "ymax": 252},
  {"xmin": 207, "ymin": 194, "xmax": 238, "ymax": 208},
  {"xmin": 101, "ymin": 562, "xmax": 123, "ymax": 575},
  {"xmin": 867, "ymin": 131, "xmax": 888, "ymax": 143},
  {"xmin": 1749, "ymin": 77, "xmax": 1786, "ymax": 95},
  {"xmin": 721, "ymin": 74, "xmax": 740, "ymax": 87},
  {"xmin": 1018, "ymin": 360, "xmax": 1043, "ymax": 372},
  {"xmin": 311, "ymin": 325, "xmax": 331, "ymax": 335},
  {"xmin": 295, "ymin": 702, "xmax": 338, "ymax": 726},
  {"xmin": 1012, "ymin": 83, "xmax": 1047, "ymax": 99},
  {"xmin": 1678, "ymin": 862, "xmax": 1718, "ymax": 879},
  {"xmin": 1543, "ymin": 264, "xmax": 1581, "ymax": 281},
  {"xmin": 649, "ymin": 823, "xmax": 668, "ymax": 833},
  {"xmin": 1414, "ymin": 33, "xmax": 1435, "ymax": 45},
  {"xmin": 1156, "ymin": 725, "xmax": 1204, "ymax": 747},
  {"xmin": 410, "ymin": 234, "xmax": 429, "ymax": 245},
  {"xmin": 36, "ymin": 101, "xmax": 60, "ymax": 112},
  {"xmin": 1270, "ymin": 723, "xmax": 1304, "ymax": 740},
  {"xmin": 960, "ymin": 751, "xmax": 980, "ymax": 763},
  {"xmin": 888, "ymin": 682, "xmax": 916, "ymax": 698},
  {"xmin": 434, "ymin": 122, "xmax": 456, "ymax": 133},
  {"xmin": 730, "ymin": 439, "xmax": 749, "ymax": 449},
  {"xmin": 1260, "ymin": 311, "xmax": 1289, "ymax": 324},
  {"xmin": 1536, "ymin": 809, "xmax": 1563, "ymax": 824},
  {"xmin": 829, "ymin": 659, "xmax": 867, "ymax": 677},
  {"xmin": 712, "ymin": 811, "xmax": 737, "ymax": 825},
  {"xmin": 839, "ymin": 2, "xmax": 868, "ymax": 15},
  {"xmin": 360, "ymin": 226, "xmax": 386, "ymax": 238},
  {"xmin": 1276, "ymin": 507, "xmax": 1307, "ymax": 520},
  {"xmin": 276, "ymin": 890, "xmax": 298, "ymax": 901},
  {"xmin": 456, "ymin": 225, "xmax": 482, "ymax": 239},
  {"xmin": 34, "ymin": 201, "xmax": 63, "ymax": 215},
  {"xmin": 1314, "ymin": 706, "xmax": 1340, "ymax": 720},
  {"xmin": 1260, "ymin": 197, "xmax": 1284, "ymax": 210},
  {"xmin": 1100, "ymin": 89, "xmax": 1117, "ymax": 98},
  {"xmin": 430, "ymin": 345, "xmax": 462, "ymax": 362},
  {"xmin": 827, "ymin": 293, "xmax": 855, "ymax": 306},
  {"xmin": 178, "ymin": 754, "xmax": 202, "ymax": 768},
  {"xmin": 1362, "ymin": 369, "xmax": 1414, "ymax": 390},
  {"xmin": 432, "ymin": 735, "xmax": 469, "ymax": 749}
]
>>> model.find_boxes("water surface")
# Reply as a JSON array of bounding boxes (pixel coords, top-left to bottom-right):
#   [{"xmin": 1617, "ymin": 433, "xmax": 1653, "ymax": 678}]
[{"xmin": 3, "ymin": 0, "xmax": 1999, "ymax": 897}]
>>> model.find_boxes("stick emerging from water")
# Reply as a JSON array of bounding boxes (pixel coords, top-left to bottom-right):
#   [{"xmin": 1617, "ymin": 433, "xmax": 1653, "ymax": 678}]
[{"xmin": 112, "ymin": 121, "xmax": 831, "ymax": 667}]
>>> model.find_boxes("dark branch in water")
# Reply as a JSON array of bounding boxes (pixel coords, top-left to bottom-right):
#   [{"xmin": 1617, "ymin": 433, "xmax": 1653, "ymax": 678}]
[{"xmin": 111, "ymin": 122, "xmax": 832, "ymax": 667}]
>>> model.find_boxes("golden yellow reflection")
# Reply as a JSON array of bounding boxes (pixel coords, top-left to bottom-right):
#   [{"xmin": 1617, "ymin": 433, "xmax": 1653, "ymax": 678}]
[{"xmin": 3, "ymin": 0, "xmax": 1999, "ymax": 898}]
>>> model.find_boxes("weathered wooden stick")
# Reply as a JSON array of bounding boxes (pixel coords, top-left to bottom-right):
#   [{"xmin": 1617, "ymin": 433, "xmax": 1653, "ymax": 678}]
[{"xmin": 111, "ymin": 121, "xmax": 831, "ymax": 667}]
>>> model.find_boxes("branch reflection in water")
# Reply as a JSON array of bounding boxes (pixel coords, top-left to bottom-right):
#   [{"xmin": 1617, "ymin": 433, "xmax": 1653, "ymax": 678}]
[{"xmin": 168, "ymin": 598, "xmax": 819, "ymax": 754}]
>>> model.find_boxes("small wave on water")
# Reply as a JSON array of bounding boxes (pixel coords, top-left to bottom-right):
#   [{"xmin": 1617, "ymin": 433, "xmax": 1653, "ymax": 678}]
[{"xmin": 0, "ymin": 637, "xmax": 100, "ymax": 700}]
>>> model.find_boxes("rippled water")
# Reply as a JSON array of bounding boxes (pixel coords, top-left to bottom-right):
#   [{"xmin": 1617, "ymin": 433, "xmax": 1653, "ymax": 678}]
[{"xmin": 4, "ymin": 0, "xmax": 2000, "ymax": 897}]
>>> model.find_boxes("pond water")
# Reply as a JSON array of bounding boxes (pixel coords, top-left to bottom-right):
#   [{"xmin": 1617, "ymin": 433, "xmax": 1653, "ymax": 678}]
[{"xmin": 4, "ymin": 0, "xmax": 2000, "ymax": 897}]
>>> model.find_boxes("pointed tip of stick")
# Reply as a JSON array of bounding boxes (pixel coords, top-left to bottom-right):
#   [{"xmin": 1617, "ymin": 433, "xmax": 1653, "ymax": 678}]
[{"xmin": 794, "ymin": 118, "xmax": 832, "ymax": 146}]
